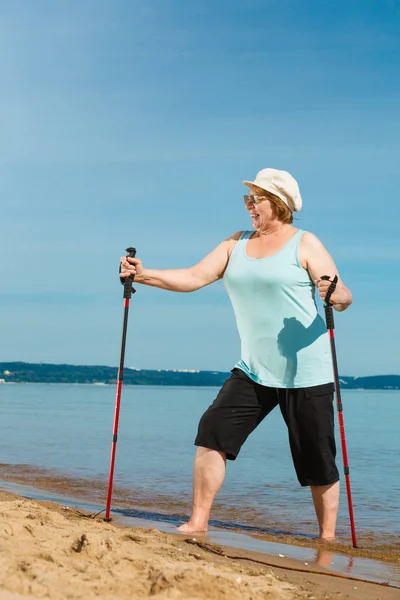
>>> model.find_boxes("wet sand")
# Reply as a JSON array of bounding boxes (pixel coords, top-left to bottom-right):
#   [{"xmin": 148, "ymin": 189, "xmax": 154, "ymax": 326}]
[
  {"xmin": 0, "ymin": 489, "xmax": 399, "ymax": 600},
  {"xmin": 0, "ymin": 463, "xmax": 399, "ymax": 564}
]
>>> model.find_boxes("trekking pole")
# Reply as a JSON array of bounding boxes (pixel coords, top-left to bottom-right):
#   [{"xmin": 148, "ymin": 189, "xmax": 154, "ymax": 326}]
[
  {"xmin": 105, "ymin": 247, "xmax": 137, "ymax": 521},
  {"xmin": 321, "ymin": 275, "xmax": 357, "ymax": 548}
]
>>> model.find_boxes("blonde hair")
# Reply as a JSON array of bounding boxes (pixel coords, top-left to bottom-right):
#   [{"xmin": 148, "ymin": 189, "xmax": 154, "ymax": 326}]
[{"xmin": 253, "ymin": 186, "xmax": 293, "ymax": 224}]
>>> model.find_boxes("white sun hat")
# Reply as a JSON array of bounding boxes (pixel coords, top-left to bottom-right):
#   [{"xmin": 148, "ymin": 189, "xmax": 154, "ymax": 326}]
[{"xmin": 243, "ymin": 168, "xmax": 302, "ymax": 212}]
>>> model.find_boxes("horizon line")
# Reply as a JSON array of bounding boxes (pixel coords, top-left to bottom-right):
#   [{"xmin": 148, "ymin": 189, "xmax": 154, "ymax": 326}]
[{"xmin": 0, "ymin": 361, "xmax": 399, "ymax": 379}]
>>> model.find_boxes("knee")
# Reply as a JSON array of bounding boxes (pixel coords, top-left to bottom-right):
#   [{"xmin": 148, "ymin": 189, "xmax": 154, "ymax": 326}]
[
  {"xmin": 196, "ymin": 446, "xmax": 226, "ymax": 461},
  {"xmin": 312, "ymin": 481, "xmax": 340, "ymax": 510}
]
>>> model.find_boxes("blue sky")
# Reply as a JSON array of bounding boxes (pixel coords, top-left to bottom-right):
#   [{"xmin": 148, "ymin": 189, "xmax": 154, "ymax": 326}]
[{"xmin": 1, "ymin": 0, "xmax": 399, "ymax": 375}]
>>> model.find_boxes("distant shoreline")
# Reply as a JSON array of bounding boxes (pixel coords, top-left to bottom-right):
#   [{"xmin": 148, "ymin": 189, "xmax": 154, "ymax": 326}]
[
  {"xmin": 1, "ymin": 382, "xmax": 399, "ymax": 392},
  {"xmin": 0, "ymin": 362, "xmax": 399, "ymax": 390}
]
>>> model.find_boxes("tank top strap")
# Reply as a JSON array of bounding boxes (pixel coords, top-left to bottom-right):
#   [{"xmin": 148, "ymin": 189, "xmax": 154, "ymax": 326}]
[
  {"xmin": 239, "ymin": 230, "xmax": 253, "ymax": 240},
  {"xmin": 285, "ymin": 228, "xmax": 304, "ymax": 252},
  {"xmin": 229, "ymin": 231, "xmax": 253, "ymax": 261},
  {"xmin": 281, "ymin": 229, "xmax": 304, "ymax": 246},
  {"xmin": 283, "ymin": 229, "xmax": 305, "ymax": 266}
]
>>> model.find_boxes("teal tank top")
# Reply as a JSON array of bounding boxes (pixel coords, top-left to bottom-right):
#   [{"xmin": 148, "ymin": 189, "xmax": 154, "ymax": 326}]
[{"xmin": 223, "ymin": 230, "xmax": 333, "ymax": 388}]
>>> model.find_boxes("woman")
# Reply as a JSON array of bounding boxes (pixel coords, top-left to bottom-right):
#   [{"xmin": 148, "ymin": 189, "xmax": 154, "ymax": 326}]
[{"xmin": 120, "ymin": 167, "xmax": 352, "ymax": 540}]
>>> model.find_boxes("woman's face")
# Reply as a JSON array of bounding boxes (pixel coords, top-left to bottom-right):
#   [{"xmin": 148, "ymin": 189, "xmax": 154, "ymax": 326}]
[{"xmin": 245, "ymin": 185, "xmax": 278, "ymax": 230}]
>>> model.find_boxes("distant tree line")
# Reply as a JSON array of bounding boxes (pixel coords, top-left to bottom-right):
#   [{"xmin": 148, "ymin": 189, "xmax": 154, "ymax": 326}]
[{"xmin": 0, "ymin": 362, "xmax": 399, "ymax": 389}]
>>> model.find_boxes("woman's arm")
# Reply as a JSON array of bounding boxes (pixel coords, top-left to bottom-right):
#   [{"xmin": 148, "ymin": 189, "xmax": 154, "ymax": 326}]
[
  {"xmin": 120, "ymin": 232, "xmax": 242, "ymax": 293},
  {"xmin": 300, "ymin": 232, "xmax": 352, "ymax": 312}
]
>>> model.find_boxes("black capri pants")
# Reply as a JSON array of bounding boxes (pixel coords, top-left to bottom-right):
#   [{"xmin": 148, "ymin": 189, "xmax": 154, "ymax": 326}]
[{"xmin": 195, "ymin": 368, "xmax": 339, "ymax": 487}]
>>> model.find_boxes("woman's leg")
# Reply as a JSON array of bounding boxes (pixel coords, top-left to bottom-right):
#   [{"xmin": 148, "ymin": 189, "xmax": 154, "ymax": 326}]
[
  {"xmin": 177, "ymin": 447, "xmax": 226, "ymax": 533},
  {"xmin": 311, "ymin": 481, "xmax": 340, "ymax": 540},
  {"xmin": 279, "ymin": 383, "xmax": 340, "ymax": 539},
  {"xmin": 178, "ymin": 369, "xmax": 276, "ymax": 533}
]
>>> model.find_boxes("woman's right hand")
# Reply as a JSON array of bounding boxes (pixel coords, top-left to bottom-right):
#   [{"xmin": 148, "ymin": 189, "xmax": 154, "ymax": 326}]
[{"xmin": 120, "ymin": 256, "xmax": 144, "ymax": 283}]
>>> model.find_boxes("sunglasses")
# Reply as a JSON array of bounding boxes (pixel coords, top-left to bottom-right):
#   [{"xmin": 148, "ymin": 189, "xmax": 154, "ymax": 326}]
[{"xmin": 243, "ymin": 195, "xmax": 269, "ymax": 207}]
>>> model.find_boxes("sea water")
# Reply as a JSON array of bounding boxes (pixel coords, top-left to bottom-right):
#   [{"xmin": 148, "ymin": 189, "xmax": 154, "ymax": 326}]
[{"xmin": 0, "ymin": 383, "xmax": 398, "ymax": 545}]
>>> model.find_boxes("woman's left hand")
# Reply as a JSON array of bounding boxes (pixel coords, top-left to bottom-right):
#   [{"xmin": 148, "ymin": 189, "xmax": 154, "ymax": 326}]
[{"xmin": 316, "ymin": 278, "xmax": 346, "ymax": 305}]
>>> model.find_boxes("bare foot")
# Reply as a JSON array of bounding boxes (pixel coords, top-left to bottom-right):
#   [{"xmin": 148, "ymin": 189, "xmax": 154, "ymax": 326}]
[
  {"xmin": 319, "ymin": 536, "xmax": 338, "ymax": 544},
  {"xmin": 176, "ymin": 522, "xmax": 208, "ymax": 534}
]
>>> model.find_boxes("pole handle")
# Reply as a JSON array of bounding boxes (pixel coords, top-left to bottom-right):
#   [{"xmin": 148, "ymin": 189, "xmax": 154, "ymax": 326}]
[
  {"xmin": 119, "ymin": 247, "xmax": 137, "ymax": 299},
  {"xmin": 321, "ymin": 274, "xmax": 338, "ymax": 306},
  {"xmin": 321, "ymin": 275, "xmax": 338, "ymax": 330}
]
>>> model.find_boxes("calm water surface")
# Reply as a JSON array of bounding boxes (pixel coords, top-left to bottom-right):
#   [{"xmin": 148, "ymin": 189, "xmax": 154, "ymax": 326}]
[{"xmin": 0, "ymin": 384, "xmax": 399, "ymax": 546}]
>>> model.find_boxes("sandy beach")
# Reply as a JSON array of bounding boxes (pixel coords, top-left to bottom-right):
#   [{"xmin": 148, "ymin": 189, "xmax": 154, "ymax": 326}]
[{"xmin": 0, "ymin": 490, "xmax": 398, "ymax": 600}]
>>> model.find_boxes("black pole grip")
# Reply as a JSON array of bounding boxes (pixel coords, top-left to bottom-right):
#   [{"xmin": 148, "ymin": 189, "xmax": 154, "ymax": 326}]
[
  {"xmin": 321, "ymin": 275, "xmax": 338, "ymax": 330},
  {"xmin": 324, "ymin": 304, "xmax": 335, "ymax": 330},
  {"xmin": 120, "ymin": 247, "xmax": 137, "ymax": 299},
  {"xmin": 321, "ymin": 275, "xmax": 338, "ymax": 306}
]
